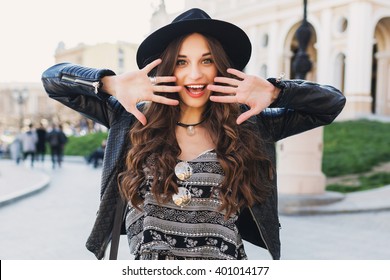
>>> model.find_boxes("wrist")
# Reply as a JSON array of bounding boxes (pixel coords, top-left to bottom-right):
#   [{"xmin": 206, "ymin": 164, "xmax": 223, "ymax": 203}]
[
  {"xmin": 101, "ymin": 75, "xmax": 117, "ymax": 96},
  {"xmin": 267, "ymin": 74, "xmax": 286, "ymax": 104},
  {"xmin": 265, "ymin": 80, "xmax": 281, "ymax": 103}
]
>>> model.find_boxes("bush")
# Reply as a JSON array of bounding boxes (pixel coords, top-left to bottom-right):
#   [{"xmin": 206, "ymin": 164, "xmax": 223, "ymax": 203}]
[
  {"xmin": 64, "ymin": 132, "xmax": 108, "ymax": 156},
  {"xmin": 323, "ymin": 120, "xmax": 390, "ymax": 177},
  {"xmin": 326, "ymin": 172, "xmax": 390, "ymax": 193}
]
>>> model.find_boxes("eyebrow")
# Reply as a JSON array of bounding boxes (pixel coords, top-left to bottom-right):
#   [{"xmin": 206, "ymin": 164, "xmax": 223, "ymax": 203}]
[{"xmin": 177, "ymin": 52, "xmax": 212, "ymax": 58}]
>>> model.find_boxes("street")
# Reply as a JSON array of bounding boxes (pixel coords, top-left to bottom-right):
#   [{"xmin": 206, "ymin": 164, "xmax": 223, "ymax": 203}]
[{"xmin": 0, "ymin": 160, "xmax": 389, "ymax": 260}]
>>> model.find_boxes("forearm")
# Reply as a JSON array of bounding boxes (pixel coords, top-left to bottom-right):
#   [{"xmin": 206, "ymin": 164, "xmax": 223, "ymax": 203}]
[
  {"xmin": 41, "ymin": 63, "xmax": 116, "ymax": 98},
  {"xmin": 269, "ymin": 79, "xmax": 346, "ymax": 120},
  {"xmin": 41, "ymin": 63, "xmax": 118, "ymax": 127},
  {"xmin": 259, "ymin": 79, "xmax": 346, "ymax": 141}
]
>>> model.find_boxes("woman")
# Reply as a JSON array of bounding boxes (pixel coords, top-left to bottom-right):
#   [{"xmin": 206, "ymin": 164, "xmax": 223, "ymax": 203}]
[{"xmin": 42, "ymin": 8, "xmax": 346, "ymax": 260}]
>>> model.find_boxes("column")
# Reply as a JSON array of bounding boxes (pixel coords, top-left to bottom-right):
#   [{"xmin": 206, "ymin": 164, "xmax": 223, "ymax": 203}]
[
  {"xmin": 277, "ymin": 127, "xmax": 326, "ymax": 194},
  {"xmin": 316, "ymin": 8, "xmax": 332, "ymax": 84},
  {"xmin": 375, "ymin": 51, "xmax": 390, "ymax": 115},
  {"xmin": 343, "ymin": 1, "xmax": 374, "ymax": 117}
]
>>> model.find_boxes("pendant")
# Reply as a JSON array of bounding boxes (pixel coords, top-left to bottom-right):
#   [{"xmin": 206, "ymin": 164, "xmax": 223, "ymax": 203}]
[
  {"xmin": 172, "ymin": 187, "xmax": 192, "ymax": 207},
  {"xmin": 177, "ymin": 119, "xmax": 205, "ymax": 136},
  {"xmin": 187, "ymin": 125, "xmax": 195, "ymax": 136},
  {"xmin": 174, "ymin": 161, "xmax": 193, "ymax": 181}
]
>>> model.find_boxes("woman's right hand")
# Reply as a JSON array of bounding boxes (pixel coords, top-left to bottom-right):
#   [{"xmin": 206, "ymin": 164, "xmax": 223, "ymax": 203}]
[{"xmin": 102, "ymin": 58, "xmax": 181, "ymax": 125}]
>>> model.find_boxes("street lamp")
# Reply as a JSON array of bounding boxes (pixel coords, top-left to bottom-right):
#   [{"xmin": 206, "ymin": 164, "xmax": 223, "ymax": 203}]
[
  {"xmin": 278, "ymin": 0, "xmax": 331, "ymax": 200},
  {"xmin": 12, "ymin": 88, "xmax": 29, "ymax": 130},
  {"xmin": 292, "ymin": 0, "xmax": 312, "ymax": 79}
]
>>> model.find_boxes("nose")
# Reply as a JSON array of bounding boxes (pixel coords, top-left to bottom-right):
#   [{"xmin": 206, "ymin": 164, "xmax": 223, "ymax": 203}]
[{"xmin": 189, "ymin": 64, "xmax": 203, "ymax": 80}]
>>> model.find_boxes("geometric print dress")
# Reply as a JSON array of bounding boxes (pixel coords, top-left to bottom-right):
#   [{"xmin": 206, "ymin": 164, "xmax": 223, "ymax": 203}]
[{"xmin": 125, "ymin": 149, "xmax": 247, "ymax": 260}]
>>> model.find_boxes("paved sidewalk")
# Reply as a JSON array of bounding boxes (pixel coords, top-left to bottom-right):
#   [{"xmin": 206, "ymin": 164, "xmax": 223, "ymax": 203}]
[
  {"xmin": 0, "ymin": 159, "xmax": 50, "ymax": 207},
  {"xmin": 1, "ymin": 158, "xmax": 390, "ymax": 215},
  {"xmin": 278, "ymin": 186, "xmax": 390, "ymax": 215}
]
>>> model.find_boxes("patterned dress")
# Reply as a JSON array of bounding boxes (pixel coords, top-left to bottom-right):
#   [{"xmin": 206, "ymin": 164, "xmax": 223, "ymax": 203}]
[{"xmin": 125, "ymin": 149, "xmax": 247, "ymax": 260}]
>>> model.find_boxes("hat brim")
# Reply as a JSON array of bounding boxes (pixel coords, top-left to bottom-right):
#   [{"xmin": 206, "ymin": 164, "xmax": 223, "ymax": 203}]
[{"xmin": 136, "ymin": 18, "xmax": 252, "ymax": 71}]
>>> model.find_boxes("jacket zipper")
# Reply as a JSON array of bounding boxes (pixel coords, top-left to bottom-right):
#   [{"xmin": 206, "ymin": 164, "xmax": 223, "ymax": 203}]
[
  {"xmin": 248, "ymin": 207, "xmax": 273, "ymax": 259},
  {"xmin": 61, "ymin": 75, "xmax": 100, "ymax": 94}
]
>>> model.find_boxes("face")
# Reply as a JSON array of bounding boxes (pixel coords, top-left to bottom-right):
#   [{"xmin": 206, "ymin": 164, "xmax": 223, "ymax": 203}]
[{"xmin": 173, "ymin": 33, "xmax": 218, "ymax": 113}]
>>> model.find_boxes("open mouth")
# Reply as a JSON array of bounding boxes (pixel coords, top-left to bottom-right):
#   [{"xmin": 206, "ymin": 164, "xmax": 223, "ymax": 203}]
[{"xmin": 185, "ymin": 84, "xmax": 207, "ymax": 98}]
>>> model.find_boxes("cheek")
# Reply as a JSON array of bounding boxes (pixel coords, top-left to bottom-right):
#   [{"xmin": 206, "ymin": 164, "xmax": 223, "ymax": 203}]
[
  {"xmin": 208, "ymin": 67, "xmax": 218, "ymax": 79},
  {"xmin": 173, "ymin": 69, "xmax": 184, "ymax": 83}
]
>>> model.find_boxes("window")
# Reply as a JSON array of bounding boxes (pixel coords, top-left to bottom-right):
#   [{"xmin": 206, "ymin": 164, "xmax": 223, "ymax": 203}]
[{"xmin": 261, "ymin": 33, "xmax": 269, "ymax": 48}]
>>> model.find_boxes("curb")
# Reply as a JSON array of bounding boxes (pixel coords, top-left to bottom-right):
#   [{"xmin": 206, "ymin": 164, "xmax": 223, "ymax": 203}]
[
  {"xmin": 279, "ymin": 186, "xmax": 390, "ymax": 215},
  {"xmin": 280, "ymin": 205, "xmax": 390, "ymax": 216},
  {"xmin": 0, "ymin": 174, "xmax": 51, "ymax": 207},
  {"xmin": 0, "ymin": 157, "xmax": 83, "ymax": 208}
]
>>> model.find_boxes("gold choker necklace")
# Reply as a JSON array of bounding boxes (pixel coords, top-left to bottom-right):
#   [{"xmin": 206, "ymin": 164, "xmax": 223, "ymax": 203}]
[{"xmin": 176, "ymin": 119, "xmax": 205, "ymax": 136}]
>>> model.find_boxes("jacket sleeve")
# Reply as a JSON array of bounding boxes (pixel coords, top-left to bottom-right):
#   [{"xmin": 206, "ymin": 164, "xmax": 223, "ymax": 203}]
[
  {"xmin": 258, "ymin": 79, "xmax": 346, "ymax": 141},
  {"xmin": 41, "ymin": 63, "xmax": 119, "ymax": 128}
]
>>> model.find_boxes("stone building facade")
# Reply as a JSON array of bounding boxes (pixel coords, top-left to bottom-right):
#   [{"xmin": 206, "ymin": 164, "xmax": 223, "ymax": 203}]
[{"xmin": 0, "ymin": 83, "xmax": 57, "ymax": 136}]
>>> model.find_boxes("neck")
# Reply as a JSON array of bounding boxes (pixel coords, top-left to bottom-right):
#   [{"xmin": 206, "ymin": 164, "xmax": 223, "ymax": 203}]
[
  {"xmin": 179, "ymin": 106, "xmax": 204, "ymax": 124},
  {"xmin": 177, "ymin": 119, "xmax": 205, "ymax": 127}
]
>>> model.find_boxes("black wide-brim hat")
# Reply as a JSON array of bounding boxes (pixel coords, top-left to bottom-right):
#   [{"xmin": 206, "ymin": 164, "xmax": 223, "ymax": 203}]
[{"xmin": 136, "ymin": 8, "xmax": 252, "ymax": 71}]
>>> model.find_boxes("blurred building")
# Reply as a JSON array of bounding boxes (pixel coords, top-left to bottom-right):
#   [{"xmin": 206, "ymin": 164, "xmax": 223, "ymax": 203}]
[
  {"xmin": 0, "ymin": 41, "xmax": 139, "ymax": 137},
  {"xmin": 54, "ymin": 41, "xmax": 138, "ymax": 75},
  {"xmin": 0, "ymin": 83, "xmax": 56, "ymax": 135}
]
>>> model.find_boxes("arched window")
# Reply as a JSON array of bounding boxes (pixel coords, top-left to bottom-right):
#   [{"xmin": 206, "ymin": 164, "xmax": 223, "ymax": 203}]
[
  {"xmin": 334, "ymin": 53, "xmax": 346, "ymax": 93},
  {"xmin": 118, "ymin": 48, "xmax": 124, "ymax": 73},
  {"xmin": 261, "ymin": 33, "xmax": 269, "ymax": 48},
  {"xmin": 260, "ymin": 64, "xmax": 267, "ymax": 77}
]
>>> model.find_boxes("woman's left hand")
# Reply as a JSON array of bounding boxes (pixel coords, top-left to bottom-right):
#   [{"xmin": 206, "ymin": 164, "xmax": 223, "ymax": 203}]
[{"xmin": 207, "ymin": 68, "xmax": 280, "ymax": 124}]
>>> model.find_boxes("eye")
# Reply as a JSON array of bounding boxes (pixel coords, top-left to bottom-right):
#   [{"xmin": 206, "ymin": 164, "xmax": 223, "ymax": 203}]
[
  {"xmin": 202, "ymin": 58, "xmax": 213, "ymax": 65},
  {"xmin": 176, "ymin": 59, "xmax": 187, "ymax": 66}
]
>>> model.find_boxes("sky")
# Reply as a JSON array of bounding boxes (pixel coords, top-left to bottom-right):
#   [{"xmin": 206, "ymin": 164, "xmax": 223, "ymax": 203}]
[{"xmin": 0, "ymin": 0, "xmax": 184, "ymax": 83}]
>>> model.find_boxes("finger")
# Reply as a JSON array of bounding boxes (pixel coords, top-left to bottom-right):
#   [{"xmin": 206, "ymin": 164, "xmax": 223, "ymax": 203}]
[
  {"xmin": 236, "ymin": 109, "xmax": 257, "ymax": 125},
  {"xmin": 227, "ymin": 68, "xmax": 247, "ymax": 79},
  {"xmin": 207, "ymin": 84, "xmax": 236, "ymax": 94},
  {"xmin": 213, "ymin": 76, "xmax": 240, "ymax": 86},
  {"xmin": 153, "ymin": 85, "xmax": 182, "ymax": 92},
  {"xmin": 236, "ymin": 105, "xmax": 264, "ymax": 124},
  {"xmin": 151, "ymin": 95, "xmax": 179, "ymax": 106},
  {"xmin": 142, "ymin": 58, "xmax": 162, "ymax": 74},
  {"xmin": 129, "ymin": 106, "xmax": 147, "ymax": 126},
  {"xmin": 153, "ymin": 76, "xmax": 177, "ymax": 84},
  {"xmin": 209, "ymin": 95, "xmax": 237, "ymax": 103}
]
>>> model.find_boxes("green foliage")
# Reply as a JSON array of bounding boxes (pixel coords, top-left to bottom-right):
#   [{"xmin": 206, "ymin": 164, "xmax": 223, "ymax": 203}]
[
  {"xmin": 326, "ymin": 172, "xmax": 390, "ymax": 193},
  {"xmin": 323, "ymin": 120, "xmax": 390, "ymax": 177},
  {"xmin": 63, "ymin": 132, "xmax": 108, "ymax": 156}
]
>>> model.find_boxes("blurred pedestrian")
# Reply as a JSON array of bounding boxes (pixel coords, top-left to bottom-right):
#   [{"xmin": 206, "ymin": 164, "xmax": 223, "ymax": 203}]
[
  {"xmin": 47, "ymin": 124, "xmax": 68, "ymax": 169},
  {"xmin": 20, "ymin": 124, "xmax": 38, "ymax": 167},
  {"xmin": 35, "ymin": 122, "xmax": 47, "ymax": 163},
  {"xmin": 10, "ymin": 135, "xmax": 23, "ymax": 164},
  {"xmin": 86, "ymin": 139, "xmax": 106, "ymax": 168},
  {"xmin": 0, "ymin": 140, "xmax": 5, "ymax": 159}
]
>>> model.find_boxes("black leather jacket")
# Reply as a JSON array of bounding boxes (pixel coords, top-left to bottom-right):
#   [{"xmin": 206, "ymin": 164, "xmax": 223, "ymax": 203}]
[{"xmin": 41, "ymin": 63, "xmax": 346, "ymax": 260}]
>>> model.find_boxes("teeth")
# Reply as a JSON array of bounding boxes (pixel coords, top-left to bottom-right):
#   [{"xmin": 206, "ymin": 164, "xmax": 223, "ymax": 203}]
[{"xmin": 187, "ymin": 85, "xmax": 205, "ymax": 89}]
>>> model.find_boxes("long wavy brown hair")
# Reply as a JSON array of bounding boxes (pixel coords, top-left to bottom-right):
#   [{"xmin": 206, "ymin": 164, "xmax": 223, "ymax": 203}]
[{"xmin": 119, "ymin": 33, "xmax": 274, "ymax": 218}]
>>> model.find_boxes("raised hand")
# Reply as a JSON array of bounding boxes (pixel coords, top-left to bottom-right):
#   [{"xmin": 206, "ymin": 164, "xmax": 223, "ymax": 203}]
[
  {"xmin": 207, "ymin": 68, "xmax": 280, "ymax": 124},
  {"xmin": 102, "ymin": 58, "xmax": 181, "ymax": 125}
]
